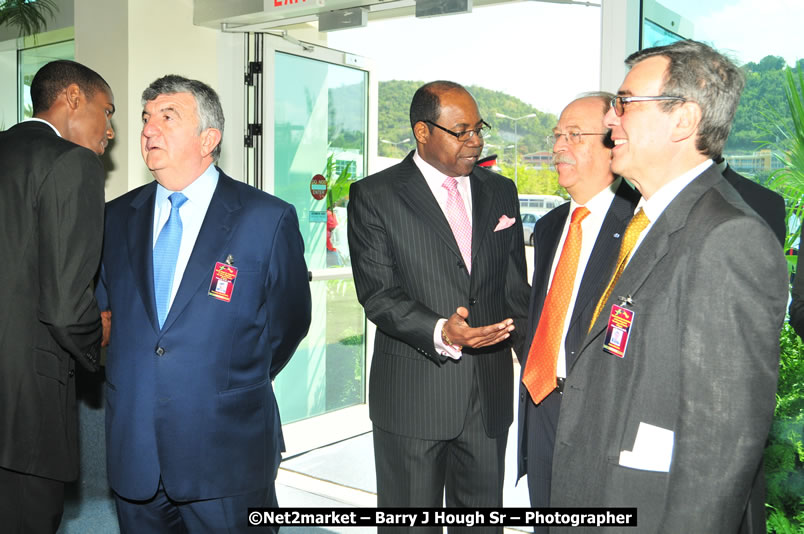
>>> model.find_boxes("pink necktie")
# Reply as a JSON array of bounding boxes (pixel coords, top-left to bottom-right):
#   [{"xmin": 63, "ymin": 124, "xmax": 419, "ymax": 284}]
[{"xmin": 442, "ymin": 177, "xmax": 472, "ymax": 273}]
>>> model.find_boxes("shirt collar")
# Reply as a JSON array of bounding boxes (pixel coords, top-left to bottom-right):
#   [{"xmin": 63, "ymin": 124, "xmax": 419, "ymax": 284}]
[
  {"xmin": 637, "ymin": 159, "xmax": 713, "ymax": 222},
  {"xmin": 155, "ymin": 164, "xmax": 220, "ymax": 208},
  {"xmin": 568, "ymin": 176, "xmax": 621, "ymax": 216},
  {"xmin": 25, "ymin": 117, "xmax": 61, "ymax": 137},
  {"xmin": 413, "ymin": 150, "xmax": 470, "ymax": 185}
]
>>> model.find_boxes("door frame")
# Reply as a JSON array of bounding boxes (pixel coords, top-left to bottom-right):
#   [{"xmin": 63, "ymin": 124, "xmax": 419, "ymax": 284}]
[{"xmin": 260, "ymin": 33, "xmax": 378, "ymax": 456}]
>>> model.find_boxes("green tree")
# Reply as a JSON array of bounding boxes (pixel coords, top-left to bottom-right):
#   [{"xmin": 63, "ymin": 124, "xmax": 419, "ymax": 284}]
[
  {"xmin": 0, "ymin": 0, "xmax": 58, "ymax": 37},
  {"xmin": 377, "ymin": 81, "xmax": 556, "ymax": 158},
  {"xmin": 497, "ymin": 157, "xmax": 567, "ymax": 198}
]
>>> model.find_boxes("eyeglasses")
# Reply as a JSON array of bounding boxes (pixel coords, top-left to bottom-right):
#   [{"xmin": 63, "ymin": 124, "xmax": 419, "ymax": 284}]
[
  {"xmin": 549, "ymin": 131, "xmax": 608, "ymax": 145},
  {"xmin": 610, "ymin": 95, "xmax": 686, "ymax": 116},
  {"xmin": 424, "ymin": 120, "xmax": 491, "ymax": 142}
]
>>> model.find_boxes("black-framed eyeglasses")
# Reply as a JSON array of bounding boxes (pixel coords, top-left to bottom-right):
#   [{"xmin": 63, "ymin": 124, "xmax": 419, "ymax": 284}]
[
  {"xmin": 610, "ymin": 95, "xmax": 686, "ymax": 116},
  {"xmin": 424, "ymin": 119, "xmax": 491, "ymax": 142},
  {"xmin": 549, "ymin": 131, "xmax": 608, "ymax": 145}
]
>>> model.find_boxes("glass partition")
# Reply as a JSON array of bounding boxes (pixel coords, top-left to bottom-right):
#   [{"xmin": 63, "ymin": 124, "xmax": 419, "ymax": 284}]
[{"xmin": 271, "ymin": 51, "xmax": 368, "ymax": 423}]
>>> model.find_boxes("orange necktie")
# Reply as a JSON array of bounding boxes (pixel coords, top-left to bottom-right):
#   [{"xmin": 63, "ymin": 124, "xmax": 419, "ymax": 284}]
[
  {"xmin": 522, "ymin": 206, "xmax": 590, "ymax": 405},
  {"xmin": 588, "ymin": 208, "xmax": 650, "ymax": 331}
]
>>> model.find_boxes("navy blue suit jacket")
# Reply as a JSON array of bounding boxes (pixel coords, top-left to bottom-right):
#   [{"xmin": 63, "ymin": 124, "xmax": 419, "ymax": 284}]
[{"xmin": 96, "ymin": 169, "xmax": 311, "ymax": 501}]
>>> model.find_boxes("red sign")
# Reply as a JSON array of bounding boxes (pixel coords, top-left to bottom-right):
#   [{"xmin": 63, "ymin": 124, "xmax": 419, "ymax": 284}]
[{"xmin": 310, "ymin": 174, "xmax": 328, "ymax": 201}]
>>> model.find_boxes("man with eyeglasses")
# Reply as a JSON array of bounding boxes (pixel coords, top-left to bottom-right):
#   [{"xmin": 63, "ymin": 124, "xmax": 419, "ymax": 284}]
[
  {"xmin": 514, "ymin": 93, "xmax": 639, "ymax": 528},
  {"xmin": 348, "ymin": 80, "xmax": 530, "ymax": 529},
  {"xmin": 550, "ymin": 40, "xmax": 788, "ymax": 533}
]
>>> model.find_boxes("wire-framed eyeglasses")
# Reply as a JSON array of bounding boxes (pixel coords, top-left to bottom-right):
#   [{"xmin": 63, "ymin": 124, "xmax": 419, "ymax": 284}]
[
  {"xmin": 610, "ymin": 95, "xmax": 687, "ymax": 116},
  {"xmin": 549, "ymin": 131, "xmax": 608, "ymax": 145},
  {"xmin": 425, "ymin": 120, "xmax": 491, "ymax": 142}
]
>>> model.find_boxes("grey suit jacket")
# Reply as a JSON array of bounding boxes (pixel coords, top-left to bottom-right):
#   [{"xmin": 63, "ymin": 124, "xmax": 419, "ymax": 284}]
[
  {"xmin": 0, "ymin": 121, "xmax": 104, "ymax": 482},
  {"xmin": 348, "ymin": 153, "xmax": 530, "ymax": 440},
  {"xmin": 516, "ymin": 179, "xmax": 639, "ymax": 481},
  {"xmin": 551, "ymin": 165, "xmax": 788, "ymax": 533}
]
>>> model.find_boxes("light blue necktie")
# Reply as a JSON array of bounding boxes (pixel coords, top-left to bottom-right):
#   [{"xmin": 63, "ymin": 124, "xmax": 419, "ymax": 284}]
[{"xmin": 153, "ymin": 192, "xmax": 187, "ymax": 327}]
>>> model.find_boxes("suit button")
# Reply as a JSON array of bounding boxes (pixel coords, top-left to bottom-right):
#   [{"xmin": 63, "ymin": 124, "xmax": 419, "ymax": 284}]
[
  {"xmin": 520, "ymin": 391, "xmax": 525, "ymax": 401},
  {"xmin": 469, "ymin": 298, "xmax": 477, "ymax": 306},
  {"xmin": 68, "ymin": 369, "xmax": 75, "ymax": 378},
  {"xmin": 155, "ymin": 347, "xmax": 166, "ymax": 356}
]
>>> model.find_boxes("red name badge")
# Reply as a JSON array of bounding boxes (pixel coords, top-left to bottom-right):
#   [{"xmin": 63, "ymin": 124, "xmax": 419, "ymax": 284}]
[
  {"xmin": 602, "ymin": 304, "xmax": 635, "ymax": 358},
  {"xmin": 209, "ymin": 262, "xmax": 238, "ymax": 302}
]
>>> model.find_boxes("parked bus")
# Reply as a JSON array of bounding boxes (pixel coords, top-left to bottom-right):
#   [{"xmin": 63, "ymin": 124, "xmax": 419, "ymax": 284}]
[{"xmin": 518, "ymin": 194, "xmax": 567, "ymax": 214}]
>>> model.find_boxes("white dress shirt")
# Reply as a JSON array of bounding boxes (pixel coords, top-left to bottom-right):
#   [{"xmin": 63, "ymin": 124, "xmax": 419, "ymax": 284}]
[
  {"xmin": 413, "ymin": 150, "xmax": 473, "ymax": 360},
  {"xmin": 628, "ymin": 159, "xmax": 713, "ymax": 265},
  {"xmin": 546, "ymin": 178, "xmax": 620, "ymax": 378},
  {"xmin": 152, "ymin": 164, "xmax": 219, "ymax": 311}
]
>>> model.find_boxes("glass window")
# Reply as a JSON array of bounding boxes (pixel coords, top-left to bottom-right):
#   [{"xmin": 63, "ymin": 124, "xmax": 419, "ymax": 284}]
[{"xmin": 18, "ymin": 39, "xmax": 74, "ymax": 121}]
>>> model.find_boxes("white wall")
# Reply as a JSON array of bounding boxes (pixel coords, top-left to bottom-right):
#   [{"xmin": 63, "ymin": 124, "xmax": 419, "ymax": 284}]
[{"xmin": 74, "ymin": 0, "xmax": 244, "ymax": 201}]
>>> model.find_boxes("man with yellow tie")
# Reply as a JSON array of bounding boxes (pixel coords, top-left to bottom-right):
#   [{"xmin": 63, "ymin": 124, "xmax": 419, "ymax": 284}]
[
  {"xmin": 550, "ymin": 40, "xmax": 788, "ymax": 533},
  {"xmin": 515, "ymin": 93, "xmax": 639, "ymax": 526}
]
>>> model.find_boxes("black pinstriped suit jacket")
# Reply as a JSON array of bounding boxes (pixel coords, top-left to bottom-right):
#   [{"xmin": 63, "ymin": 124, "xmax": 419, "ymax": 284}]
[{"xmin": 348, "ymin": 153, "xmax": 530, "ymax": 440}]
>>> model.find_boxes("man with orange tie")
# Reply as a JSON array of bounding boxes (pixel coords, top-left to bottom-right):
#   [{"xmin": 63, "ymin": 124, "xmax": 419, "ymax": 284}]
[
  {"xmin": 516, "ymin": 93, "xmax": 639, "ymax": 525},
  {"xmin": 550, "ymin": 40, "xmax": 788, "ymax": 533}
]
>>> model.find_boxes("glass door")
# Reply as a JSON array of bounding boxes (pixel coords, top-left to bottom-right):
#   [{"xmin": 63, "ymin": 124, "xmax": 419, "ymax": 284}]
[{"xmin": 264, "ymin": 38, "xmax": 374, "ymax": 456}]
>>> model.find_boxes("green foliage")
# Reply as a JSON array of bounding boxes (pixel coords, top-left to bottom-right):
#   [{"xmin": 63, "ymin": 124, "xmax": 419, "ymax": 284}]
[
  {"xmin": 761, "ymin": 67, "xmax": 804, "ymax": 256},
  {"xmin": 497, "ymin": 156, "xmax": 567, "ymax": 198},
  {"xmin": 765, "ymin": 323, "xmax": 804, "ymax": 534},
  {"xmin": 377, "ymin": 80, "xmax": 556, "ymax": 159},
  {"xmin": 321, "ymin": 152, "xmax": 353, "ymax": 209},
  {"xmin": 0, "ymin": 0, "xmax": 58, "ymax": 37},
  {"xmin": 727, "ymin": 56, "xmax": 800, "ymax": 154}
]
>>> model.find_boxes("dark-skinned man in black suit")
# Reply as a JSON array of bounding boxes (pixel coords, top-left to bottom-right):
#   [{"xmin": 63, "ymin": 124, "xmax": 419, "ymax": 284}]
[
  {"xmin": 0, "ymin": 60, "xmax": 115, "ymax": 534},
  {"xmin": 348, "ymin": 80, "xmax": 530, "ymax": 533}
]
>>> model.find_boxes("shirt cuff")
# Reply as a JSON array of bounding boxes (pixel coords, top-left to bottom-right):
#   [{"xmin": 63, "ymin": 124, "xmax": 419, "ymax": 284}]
[{"xmin": 434, "ymin": 318, "xmax": 462, "ymax": 360}]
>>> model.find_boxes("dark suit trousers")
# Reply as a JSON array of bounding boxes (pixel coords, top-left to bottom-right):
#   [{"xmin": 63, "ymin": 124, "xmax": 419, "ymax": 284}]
[
  {"xmin": 525, "ymin": 388, "xmax": 561, "ymax": 534},
  {"xmin": 114, "ymin": 479, "xmax": 276, "ymax": 534},
  {"xmin": 0, "ymin": 466, "xmax": 65, "ymax": 534},
  {"xmin": 373, "ymin": 371, "xmax": 506, "ymax": 534}
]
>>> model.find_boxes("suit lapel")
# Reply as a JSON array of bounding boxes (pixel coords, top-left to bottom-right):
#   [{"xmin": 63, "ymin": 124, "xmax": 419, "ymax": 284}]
[
  {"xmin": 469, "ymin": 170, "xmax": 494, "ymax": 266},
  {"xmin": 575, "ymin": 168, "xmax": 721, "ymax": 362},
  {"xmin": 126, "ymin": 182, "xmax": 160, "ymax": 334},
  {"xmin": 521, "ymin": 207, "xmax": 567, "ymax": 367},
  {"xmin": 396, "ymin": 156, "xmax": 465, "ymax": 266},
  {"xmin": 568, "ymin": 181, "xmax": 638, "ymax": 332},
  {"xmin": 161, "ymin": 171, "xmax": 241, "ymax": 332},
  {"xmin": 529, "ymin": 208, "xmax": 566, "ymax": 321}
]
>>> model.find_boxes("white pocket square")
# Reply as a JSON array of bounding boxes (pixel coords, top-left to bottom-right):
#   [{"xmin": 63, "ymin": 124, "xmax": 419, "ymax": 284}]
[
  {"xmin": 619, "ymin": 422, "xmax": 674, "ymax": 472},
  {"xmin": 494, "ymin": 215, "xmax": 515, "ymax": 232}
]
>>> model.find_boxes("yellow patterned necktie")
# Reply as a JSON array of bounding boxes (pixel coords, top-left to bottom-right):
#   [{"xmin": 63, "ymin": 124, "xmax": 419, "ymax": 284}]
[{"xmin": 589, "ymin": 208, "xmax": 650, "ymax": 331}]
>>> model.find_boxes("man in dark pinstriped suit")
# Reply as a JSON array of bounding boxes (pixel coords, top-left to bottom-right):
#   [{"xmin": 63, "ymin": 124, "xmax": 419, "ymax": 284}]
[{"xmin": 348, "ymin": 81, "xmax": 530, "ymax": 531}]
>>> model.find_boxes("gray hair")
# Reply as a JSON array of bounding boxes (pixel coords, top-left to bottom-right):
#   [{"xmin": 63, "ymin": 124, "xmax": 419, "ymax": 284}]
[
  {"xmin": 142, "ymin": 75, "xmax": 225, "ymax": 160},
  {"xmin": 625, "ymin": 40, "xmax": 744, "ymax": 159}
]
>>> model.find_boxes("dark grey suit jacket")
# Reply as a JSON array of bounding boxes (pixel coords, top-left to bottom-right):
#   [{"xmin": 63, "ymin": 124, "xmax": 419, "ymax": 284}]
[
  {"xmin": 348, "ymin": 152, "xmax": 530, "ymax": 440},
  {"xmin": 516, "ymin": 179, "xmax": 639, "ymax": 482},
  {"xmin": 0, "ymin": 121, "xmax": 104, "ymax": 482},
  {"xmin": 551, "ymin": 165, "xmax": 788, "ymax": 533}
]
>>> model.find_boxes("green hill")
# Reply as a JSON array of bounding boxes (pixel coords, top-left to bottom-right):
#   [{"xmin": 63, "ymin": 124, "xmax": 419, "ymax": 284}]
[{"xmin": 377, "ymin": 80, "xmax": 556, "ymax": 160}]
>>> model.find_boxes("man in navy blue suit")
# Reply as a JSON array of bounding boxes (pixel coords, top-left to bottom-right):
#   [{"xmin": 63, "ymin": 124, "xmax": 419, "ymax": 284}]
[{"xmin": 97, "ymin": 75, "xmax": 311, "ymax": 533}]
